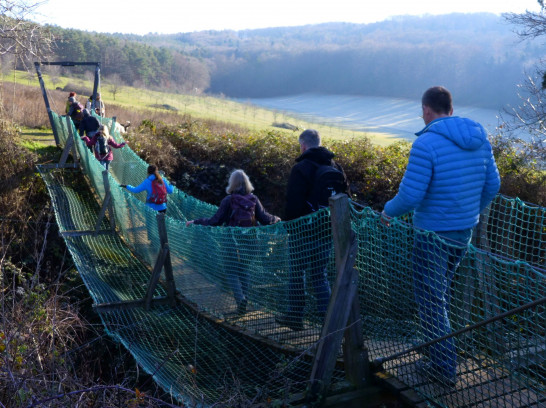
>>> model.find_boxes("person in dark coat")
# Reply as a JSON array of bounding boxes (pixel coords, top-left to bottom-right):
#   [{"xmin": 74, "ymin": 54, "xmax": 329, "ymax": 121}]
[
  {"xmin": 78, "ymin": 109, "xmax": 101, "ymax": 138},
  {"xmin": 276, "ymin": 129, "xmax": 349, "ymax": 331},
  {"xmin": 186, "ymin": 169, "xmax": 281, "ymax": 315},
  {"xmin": 66, "ymin": 96, "xmax": 84, "ymax": 128}
]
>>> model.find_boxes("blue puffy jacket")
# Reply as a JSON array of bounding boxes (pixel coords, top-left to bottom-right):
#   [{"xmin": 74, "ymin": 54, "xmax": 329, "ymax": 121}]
[{"xmin": 384, "ymin": 116, "xmax": 500, "ymax": 232}]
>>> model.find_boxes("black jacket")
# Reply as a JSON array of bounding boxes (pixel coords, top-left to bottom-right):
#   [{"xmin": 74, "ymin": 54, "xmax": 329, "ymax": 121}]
[
  {"xmin": 284, "ymin": 146, "xmax": 349, "ymax": 221},
  {"xmin": 78, "ymin": 114, "xmax": 101, "ymax": 136}
]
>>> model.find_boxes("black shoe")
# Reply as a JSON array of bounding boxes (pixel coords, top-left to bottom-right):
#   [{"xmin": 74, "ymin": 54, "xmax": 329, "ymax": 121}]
[
  {"xmin": 275, "ymin": 315, "xmax": 304, "ymax": 331},
  {"xmin": 415, "ymin": 360, "xmax": 457, "ymax": 387},
  {"xmin": 237, "ymin": 299, "xmax": 247, "ymax": 315}
]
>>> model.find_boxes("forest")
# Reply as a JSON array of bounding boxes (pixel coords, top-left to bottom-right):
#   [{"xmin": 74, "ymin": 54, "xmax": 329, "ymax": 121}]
[{"xmin": 3, "ymin": 12, "xmax": 542, "ymax": 110}]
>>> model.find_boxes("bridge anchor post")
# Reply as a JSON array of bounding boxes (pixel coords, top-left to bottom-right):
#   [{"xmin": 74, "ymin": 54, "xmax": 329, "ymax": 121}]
[{"xmin": 307, "ymin": 193, "xmax": 369, "ymax": 402}]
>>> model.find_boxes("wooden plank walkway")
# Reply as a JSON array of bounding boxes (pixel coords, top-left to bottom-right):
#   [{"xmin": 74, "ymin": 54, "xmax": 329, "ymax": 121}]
[{"xmin": 168, "ymin": 256, "xmax": 546, "ymax": 408}]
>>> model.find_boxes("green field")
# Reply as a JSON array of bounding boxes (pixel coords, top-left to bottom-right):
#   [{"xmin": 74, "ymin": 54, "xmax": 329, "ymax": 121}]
[{"xmin": 9, "ymin": 68, "xmax": 401, "ymax": 146}]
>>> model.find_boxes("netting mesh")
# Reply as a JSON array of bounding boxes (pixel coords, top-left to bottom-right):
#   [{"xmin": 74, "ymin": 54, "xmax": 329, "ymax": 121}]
[
  {"xmin": 353, "ymin": 202, "xmax": 545, "ymax": 406},
  {"xmin": 41, "ymin": 111, "xmax": 545, "ymax": 407}
]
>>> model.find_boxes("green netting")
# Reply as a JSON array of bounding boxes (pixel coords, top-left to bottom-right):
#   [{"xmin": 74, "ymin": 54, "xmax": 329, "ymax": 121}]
[
  {"xmin": 43, "ymin": 111, "xmax": 545, "ymax": 407},
  {"xmin": 352, "ymin": 204, "xmax": 545, "ymax": 407}
]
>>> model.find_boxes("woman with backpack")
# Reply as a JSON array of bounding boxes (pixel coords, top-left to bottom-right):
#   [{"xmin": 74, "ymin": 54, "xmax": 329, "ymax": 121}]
[
  {"xmin": 81, "ymin": 124, "xmax": 127, "ymax": 170},
  {"xmin": 121, "ymin": 165, "xmax": 174, "ymax": 213},
  {"xmin": 186, "ymin": 169, "xmax": 281, "ymax": 315}
]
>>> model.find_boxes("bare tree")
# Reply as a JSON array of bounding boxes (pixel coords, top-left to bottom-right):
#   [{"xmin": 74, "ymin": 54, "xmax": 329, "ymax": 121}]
[
  {"xmin": 500, "ymin": 2, "xmax": 546, "ymax": 169},
  {"xmin": 0, "ymin": 0, "xmax": 53, "ymax": 64},
  {"xmin": 505, "ymin": 9, "xmax": 546, "ymax": 40},
  {"xmin": 108, "ymin": 73, "xmax": 124, "ymax": 100}
]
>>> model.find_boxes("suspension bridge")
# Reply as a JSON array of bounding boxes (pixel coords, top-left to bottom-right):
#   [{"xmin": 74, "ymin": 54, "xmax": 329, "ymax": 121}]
[{"xmin": 35, "ymin": 62, "xmax": 545, "ymax": 407}]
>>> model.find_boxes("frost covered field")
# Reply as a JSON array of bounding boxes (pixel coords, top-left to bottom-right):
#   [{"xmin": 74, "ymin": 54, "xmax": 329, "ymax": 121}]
[{"xmin": 241, "ymin": 94, "xmax": 504, "ymax": 141}]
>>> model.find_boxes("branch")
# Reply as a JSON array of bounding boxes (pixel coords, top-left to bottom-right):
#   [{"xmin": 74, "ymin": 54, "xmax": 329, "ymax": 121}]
[
  {"xmin": 504, "ymin": 11, "xmax": 546, "ymax": 39},
  {"xmin": 25, "ymin": 385, "xmax": 183, "ymax": 407}
]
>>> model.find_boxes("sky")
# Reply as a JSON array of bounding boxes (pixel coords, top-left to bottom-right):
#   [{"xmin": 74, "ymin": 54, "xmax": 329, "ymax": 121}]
[{"xmin": 31, "ymin": 0, "xmax": 542, "ymax": 35}]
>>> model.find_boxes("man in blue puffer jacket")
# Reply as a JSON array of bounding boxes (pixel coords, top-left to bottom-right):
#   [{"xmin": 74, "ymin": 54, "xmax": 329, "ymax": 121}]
[{"xmin": 382, "ymin": 86, "xmax": 500, "ymax": 386}]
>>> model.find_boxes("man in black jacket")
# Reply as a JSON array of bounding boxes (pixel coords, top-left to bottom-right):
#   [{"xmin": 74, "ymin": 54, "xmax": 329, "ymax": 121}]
[
  {"xmin": 78, "ymin": 109, "xmax": 101, "ymax": 138},
  {"xmin": 276, "ymin": 129, "xmax": 349, "ymax": 331}
]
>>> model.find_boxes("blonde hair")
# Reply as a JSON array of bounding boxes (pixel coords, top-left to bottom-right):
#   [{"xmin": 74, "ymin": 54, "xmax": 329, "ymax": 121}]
[
  {"xmin": 226, "ymin": 169, "xmax": 254, "ymax": 195},
  {"xmin": 99, "ymin": 124, "xmax": 112, "ymax": 142}
]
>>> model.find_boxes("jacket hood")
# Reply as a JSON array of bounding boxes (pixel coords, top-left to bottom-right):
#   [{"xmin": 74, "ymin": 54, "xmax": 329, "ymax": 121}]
[
  {"xmin": 296, "ymin": 146, "xmax": 335, "ymax": 165},
  {"xmin": 416, "ymin": 116, "xmax": 487, "ymax": 151}
]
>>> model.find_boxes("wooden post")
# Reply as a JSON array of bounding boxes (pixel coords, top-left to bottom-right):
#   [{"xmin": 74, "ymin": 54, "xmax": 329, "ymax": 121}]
[
  {"xmin": 62, "ymin": 116, "xmax": 79, "ymax": 166},
  {"xmin": 93, "ymin": 213, "xmax": 177, "ymax": 312},
  {"xmin": 308, "ymin": 194, "xmax": 367, "ymax": 401},
  {"xmin": 94, "ymin": 170, "xmax": 116, "ymax": 234},
  {"xmin": 156, "ymin": 212, "xmax": 176, "ymax": 305},
  {"xmin": 34, "ymin": 62, "xmax": 60, "ymax": 146},
  {"xmin": 144, "ymin": 212, "xmax": 177, "ymax": 310}
]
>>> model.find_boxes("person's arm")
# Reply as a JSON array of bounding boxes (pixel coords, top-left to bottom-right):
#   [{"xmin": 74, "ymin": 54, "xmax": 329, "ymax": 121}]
[
  {"xmin": 164, "ymin": 178, "xmax": 175, "ymax": 194},
  {"xmin": 479, "ymin": 143, "xmax": 501, "ymax": 212},
  {"xmin": 383, "ymin": 141, "xmax": 432, "ymax": 218},
  {"xmin": 80, "ymin": 134, "xmax": 94, "ymax": 147},
  {"xmin": 126, "ymin": 178, "xmax": 150, "ymax": 194},
  {"xmin": 107, "ymin": 139, "xmax": 126, "ymax": 149},
  {"xmin": 255, "ymin": 197, "xmax": 281, "ymax": 225},
  {"xmin": 284, "ymin": 165, "xmax": 309, "ymax": 220},
  {"xmin": 192, "ymin": 196, "xmax": 231, "ymax": 226}
]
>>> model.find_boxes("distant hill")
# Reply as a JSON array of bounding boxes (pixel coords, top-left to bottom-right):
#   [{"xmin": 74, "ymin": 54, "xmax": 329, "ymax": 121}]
[{"xmin": 29, "ymin": 13, "xmax": 542, "ymax": 110}]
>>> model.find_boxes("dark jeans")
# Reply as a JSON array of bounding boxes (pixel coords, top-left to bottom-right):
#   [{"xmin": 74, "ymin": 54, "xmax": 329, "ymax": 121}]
[
  {"xmin": 412, "ymin": 229, "xmax": 471, "ymax": 377},
  {"xmin": 286, "ymin": 222, "xmax": 332, "ymax": 322}
]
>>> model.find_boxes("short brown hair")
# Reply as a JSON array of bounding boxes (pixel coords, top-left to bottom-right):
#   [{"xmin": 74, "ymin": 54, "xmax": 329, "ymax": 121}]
[{"xmin": 422, "ymin": 86, "xmax": 452, "ymax": 115}]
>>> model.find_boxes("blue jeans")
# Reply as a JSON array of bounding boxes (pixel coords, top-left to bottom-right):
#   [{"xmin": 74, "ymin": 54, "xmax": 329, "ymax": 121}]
[
  {"xmin": 286, "ymin": 224, "xmax": 332, "ymax": 321},
  {"xmin": 412, "ymin": 229, "xmax": 472, "ymax": 378},
  {"xmin": 224, "ymin": 231, "xmax": 255, "ymax": 307},
  {"xmin": 99, "ymin": 159, "xmax": 111, "ymax": 170}
]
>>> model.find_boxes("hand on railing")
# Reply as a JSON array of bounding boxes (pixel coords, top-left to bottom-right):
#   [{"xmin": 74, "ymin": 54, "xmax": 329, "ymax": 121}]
[
  {"xmin": 185, "ymin": 220, "xmax": 194, "ymax": 227},
  {"xmin": 380, "ymin": 211, "xmax": 392, "ymax": 227}
]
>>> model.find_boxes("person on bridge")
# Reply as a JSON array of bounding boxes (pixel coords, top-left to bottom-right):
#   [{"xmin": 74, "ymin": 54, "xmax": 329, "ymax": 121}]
[
  {"xmin": 81, "ymin": 125, "xmax": 127, "ymax": 170},
  {"xmin": 275, "ymin": 129, "xmax": 349, "ymax": 331},
  {"xmin": 185, "ymin": 169, "xmax": 281, "ymax": 316},
  {"xmin": 65, "ymin": 91, "xmax": 77, "ymax": 114},
  {"xmin": 381, "ymin": 86, "xmax": 500, "ymax": 387},
  {"xmin": 78, "ymin": 109, "xmax": 101, "ymax": 139},
  {"xmin": 86, "ymin": 92, "xmax": 106, "ymax": 117},
  {"xmin": 122, "ymin": 165, "xmax": 174, "ymax": 213},
  {"xmin": 66, "ymin": 96, "xmax": 85, "ymax": 129}
]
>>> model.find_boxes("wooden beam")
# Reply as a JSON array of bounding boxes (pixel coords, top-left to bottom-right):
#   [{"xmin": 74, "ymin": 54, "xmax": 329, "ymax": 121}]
[
  {"xmin": 61, "ymin": 229, "xmax": 113, "ymax": 237},
  {"xmin": 308, "ymin": 193, "xmax": 366, "ymax": 400},
  {"xmin": 93, "ymin": 296, "xmax": 174, "ymax": 313}
]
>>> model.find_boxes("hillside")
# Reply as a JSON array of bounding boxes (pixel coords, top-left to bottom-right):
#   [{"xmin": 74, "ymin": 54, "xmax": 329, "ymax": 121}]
[{"xmin": 19, "ymin": 13, "xmax": 543, "ymax": 110}]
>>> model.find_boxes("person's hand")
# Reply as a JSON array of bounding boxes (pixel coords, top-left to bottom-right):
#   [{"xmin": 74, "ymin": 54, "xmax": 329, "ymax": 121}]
[
  {"xmin": 120, "ymin": 184, "xmax": 127, "ymax": 188},
  {"xmin": 186, "ymin": 220, "xmax": 194, "ymax": 227},
  {"xmin": 380, "ymin": 211, "xmax": 392, "ymax": 227}
]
